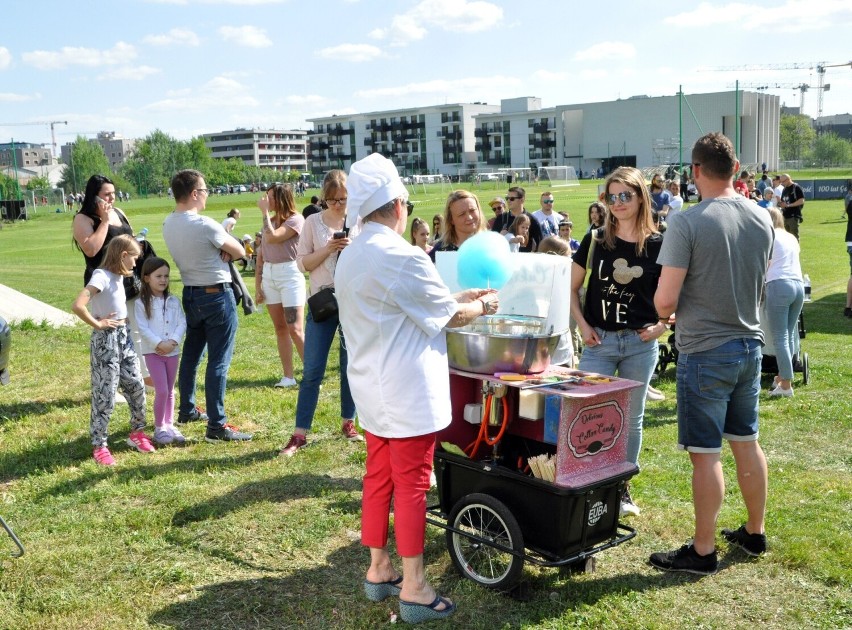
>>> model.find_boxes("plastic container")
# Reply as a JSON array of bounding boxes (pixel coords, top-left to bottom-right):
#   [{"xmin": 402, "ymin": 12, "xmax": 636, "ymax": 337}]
[{"xmin": 434, "ymin": 450, "xmax": 637, "ymax": 559}]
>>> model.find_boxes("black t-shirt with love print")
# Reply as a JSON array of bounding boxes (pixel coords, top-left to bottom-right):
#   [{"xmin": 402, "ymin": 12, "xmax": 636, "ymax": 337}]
[{"xmin": 574, "ymin": 232, "xmax": 663, "ymax": 331}]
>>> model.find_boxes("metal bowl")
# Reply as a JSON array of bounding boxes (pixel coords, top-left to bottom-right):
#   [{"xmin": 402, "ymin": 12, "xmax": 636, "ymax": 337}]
[{"xmin": 447, "ymin": 315, "xmax": 560, "ymax": 375}]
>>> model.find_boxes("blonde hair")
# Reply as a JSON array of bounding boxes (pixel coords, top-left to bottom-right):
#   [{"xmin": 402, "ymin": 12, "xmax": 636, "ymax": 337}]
[
  {"xmin": 602, "ymin": 166, "xmax": 658, "ymax": 255},
  {"xmin": 768, "ymin": 207, "xmax": 785, "ymax": 230},
  {"xmin": 442, "ymin": 190, "xmax": 485, "ymax": 246},
  {"xmin": 100, "ymin": 234, "xmax": 141, "ymax": 277},
  {"xmin": 322, "ymin": 169, "xmax": 347, "ymax": 204},
  {"xmin": 410, "ymin": 217, "xmax": 428, "ymax": 244}
]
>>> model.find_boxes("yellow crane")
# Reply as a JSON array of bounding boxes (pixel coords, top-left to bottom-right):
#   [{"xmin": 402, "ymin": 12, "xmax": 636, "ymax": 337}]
[{"xmin": 0, "ymin": 120, "xmax": 68, "ymax": 157}]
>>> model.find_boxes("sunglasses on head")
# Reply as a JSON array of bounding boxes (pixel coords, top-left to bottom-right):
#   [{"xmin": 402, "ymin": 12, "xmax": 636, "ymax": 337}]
[{"xmin": 605, "ymin": 191, "xmax": 635, "ymax": 206}]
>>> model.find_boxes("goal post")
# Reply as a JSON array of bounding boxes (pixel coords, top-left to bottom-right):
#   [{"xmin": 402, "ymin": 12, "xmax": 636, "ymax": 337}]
[{"xmin": 538, "ymin": 166, "xmax": 578, "ymax": 187}]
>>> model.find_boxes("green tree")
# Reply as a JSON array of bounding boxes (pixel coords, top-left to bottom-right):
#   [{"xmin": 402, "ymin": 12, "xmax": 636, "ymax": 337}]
[
  {"xmin": 121, "ymin": 130, "xmax": 214, "ymax": 197},
  {"xmin": 779, "ymin": 114, "xmax": 815, "ymax": 164},
  {"xmin": 0, "ymin": 171, "xmax": 19, "ymax": 199},
  {"xmin": 812, "ymin": 132, "xmax": 852, "ymax": 167},
  {"xmin": 57, "ymin": 136, "xmax": 112, "ymax": 194},
  {"xmin": 25, "ymin": 175, "xmax": 51, "ymax": 191}
]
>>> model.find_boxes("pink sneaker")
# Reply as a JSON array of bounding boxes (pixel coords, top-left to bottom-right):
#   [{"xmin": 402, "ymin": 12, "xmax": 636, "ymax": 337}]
[
  {"xmin": 93, "ymin": 446, "xmax": 116, "ymax": 466},
  {"xmin": 127, "ymin": 431, "xmax": 155, "ymax": 453}
]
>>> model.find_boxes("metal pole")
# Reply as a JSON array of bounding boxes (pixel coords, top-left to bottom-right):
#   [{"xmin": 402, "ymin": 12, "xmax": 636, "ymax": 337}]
[
  {"xmin": 679, "ymin": 86, "xmax": 683, "ymax": 171},
  {"xmin": 735, "ymin": 80, "xmax": 740, "ymax": 155},
  {"xmin": 10, "ymin": 138, "xmax": 22, "ymax": 200}
]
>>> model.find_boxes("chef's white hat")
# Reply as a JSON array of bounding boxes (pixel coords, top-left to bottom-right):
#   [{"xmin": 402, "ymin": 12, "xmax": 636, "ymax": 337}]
[{"xmin": 346, "ymin": 153, "xmax": 407, "ymax": 227}]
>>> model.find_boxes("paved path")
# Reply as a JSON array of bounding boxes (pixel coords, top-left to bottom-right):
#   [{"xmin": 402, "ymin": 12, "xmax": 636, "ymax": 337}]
[{"xmin": 0, "ymin": 284, "xmax": 78, "ymax": 327}]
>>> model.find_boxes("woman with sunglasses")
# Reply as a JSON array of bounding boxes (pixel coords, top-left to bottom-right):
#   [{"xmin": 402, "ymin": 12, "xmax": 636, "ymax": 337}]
[
  {"xmin": 280, "ymin": 170, "xmax": 362, "ymax": 456},
  {"xmin": 570, "ymin": 166, "xmax": 666, "ymax": 516}
]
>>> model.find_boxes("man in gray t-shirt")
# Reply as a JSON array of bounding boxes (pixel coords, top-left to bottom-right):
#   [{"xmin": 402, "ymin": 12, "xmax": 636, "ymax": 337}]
[{"xmin": 649, "ymin": 132, "xmax": 773, "ymax": 575}]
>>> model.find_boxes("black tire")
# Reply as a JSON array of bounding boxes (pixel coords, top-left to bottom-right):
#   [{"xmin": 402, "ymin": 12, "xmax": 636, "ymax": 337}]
[
  {"xmin": 446, "ymin": 493, "xmax": 524, "ymax": 590},
  {"xmin": 802, "ymin": 353, "xmax": 809, "ymax": 385}
]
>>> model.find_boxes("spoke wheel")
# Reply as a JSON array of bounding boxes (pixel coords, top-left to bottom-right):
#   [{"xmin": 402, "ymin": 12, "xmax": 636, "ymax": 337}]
[{"xmin": 446, "ymin": 493, "xmax": 524, "ymax": 589}]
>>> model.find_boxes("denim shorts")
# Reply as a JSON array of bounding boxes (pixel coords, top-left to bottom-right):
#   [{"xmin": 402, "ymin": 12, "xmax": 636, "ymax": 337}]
[{"xmin": 676, "ymin": 338, "xmax": 762, "ymax": 453}]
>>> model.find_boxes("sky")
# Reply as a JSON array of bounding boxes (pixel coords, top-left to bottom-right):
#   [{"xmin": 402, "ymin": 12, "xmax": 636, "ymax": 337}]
[{"xmin": 2, "ymin": 0, "xmax": 851, "ymax": 152}]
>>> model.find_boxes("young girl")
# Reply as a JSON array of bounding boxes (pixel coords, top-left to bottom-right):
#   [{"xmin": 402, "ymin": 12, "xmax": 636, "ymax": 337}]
[
  {"xmin": 409, "ymin": 217, "xmax": 432, "ymax": 253},
  {"xmin": 135, "ymin": 257, "xmax": 187, "ymax": 445},
  {"xmin": 72, "ymin": 234, "xmax": 152, "ymax": 466},
  {"xmin": 505, "ymin": 213, "xmax": 530, "ymax": 252}
]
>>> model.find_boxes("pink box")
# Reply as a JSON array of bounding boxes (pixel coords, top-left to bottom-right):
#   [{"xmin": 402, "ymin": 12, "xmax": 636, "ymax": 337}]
[{"xmin": 552, "ymin": 379, "xmax": 638, "ymax": 488}]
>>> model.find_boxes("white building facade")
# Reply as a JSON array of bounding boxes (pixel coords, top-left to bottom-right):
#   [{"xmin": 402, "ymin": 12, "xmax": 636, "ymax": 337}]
[
  {"xmin": 201, "ymin": 128, "xmax": 309, "ymax": 172},
  {"xmin": 304, "ymin": 91, "xmax": 780, "ymax": 177},
  {"xmin": 307, "ymin": 102, "xmax": 500, "ymax": 176}
]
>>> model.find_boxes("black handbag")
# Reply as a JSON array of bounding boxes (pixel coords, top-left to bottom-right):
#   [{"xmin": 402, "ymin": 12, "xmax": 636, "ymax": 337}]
[{"xmin": 307, "ymin": 286, "xmax": 338, "ymax": 322}]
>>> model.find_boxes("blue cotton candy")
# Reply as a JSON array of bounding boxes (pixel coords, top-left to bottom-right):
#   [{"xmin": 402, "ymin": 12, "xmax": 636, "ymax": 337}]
[{"xmin": 457, "ymin": 231, "xmax": 513, "ymax": 290}]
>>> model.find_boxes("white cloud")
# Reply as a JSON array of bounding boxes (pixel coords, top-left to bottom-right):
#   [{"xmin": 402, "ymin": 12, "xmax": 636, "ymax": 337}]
[
  {"xmin": 219, "ymin": 25, "xmax": 272, "ymax": 48},
  {"xmin": 664, "ymin": 0, "xmax": 852, "ymax": 32},
  {"xmin": 99, "ymin": 65, "xmax": 161, "ymax": 81},
  {"xmin": 0, "ymin": 47, "xmax": 11, "ymax": 70},
  {"xmin": 573, "ymin": 42, "xmax": 636, "ymax": 62},
  {"xmin": 0, "ymin": 92, "xmax": 40, "ymax": 103},
  {"xmin": 22, "ymin": 42, "xmax": 137, "ymax": 70},
  {"xmin": 532, "ymin": 69, "xmax": 568, "ymax": 82},
  {"xmin": 143, "ymin": 28, "xmax": 201, "ymax": 47},
  {"xmin": 144, "ymin": 76, "xmax": 260, "ymax": 112},
  {"xmin": 147, "ymin": 0, "xmax": 288, "ymax": 5},
  {"xmin": 372, "ymin": 0, "xmax": 503, "ymax": 46},
  {"xmin": 317, "ymin": 44, "xmax": 382, "ymax": 63},
  {"xmin": 354, "ymin": 75, "xmax": 521, "ymax": 99},
  {"xmin": 283, "ymin": 94, "xmax": 329, "ymax": 106}
]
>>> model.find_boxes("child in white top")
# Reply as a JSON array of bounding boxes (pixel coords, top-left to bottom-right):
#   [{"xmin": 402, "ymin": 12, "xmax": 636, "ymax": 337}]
[
  {"xmin": 135, "ymin": 257, "xmax": 187, "ymax": 445},
  {"xmin": 505, "ymin": 213, "xmax": 530, "ymax": 252},
  {"xmin": 72, "ymin": 235, "xmax": 151, "ymax": 466}
]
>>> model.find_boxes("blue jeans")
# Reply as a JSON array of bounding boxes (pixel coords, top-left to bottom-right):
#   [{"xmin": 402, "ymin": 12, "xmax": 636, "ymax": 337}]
[
  {"xmin": 578, "ymin": 328, "xmax": 658, "ymax": 466},
  {"xmin": 676, "ymin": 338, "xmax": 761, "ymax": 453},
  {"xmin": 295, "ymin": 310, "xmax": 355, "ymax": 431},
  {"xmin": 179, "ymin": 286, "xmax": 238, "ymax": 430},
  {"xmin": 764, "ymin": 279, "xmax": 804, "ymax": 381}
]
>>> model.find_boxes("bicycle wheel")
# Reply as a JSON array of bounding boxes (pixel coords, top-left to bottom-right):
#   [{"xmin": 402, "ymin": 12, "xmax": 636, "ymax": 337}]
[{"xmin": 446, "ymin": 493, "xmax": 524, "ymax": 589}]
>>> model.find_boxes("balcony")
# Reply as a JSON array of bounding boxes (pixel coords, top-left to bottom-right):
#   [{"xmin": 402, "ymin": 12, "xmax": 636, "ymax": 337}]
[
  {"xmin": 474, "ymin": 128, "xmax": 485, "ymax": 138},
  {"xmin": 533, "ymin": 122, "xmax": 550, "ymax": 134}
]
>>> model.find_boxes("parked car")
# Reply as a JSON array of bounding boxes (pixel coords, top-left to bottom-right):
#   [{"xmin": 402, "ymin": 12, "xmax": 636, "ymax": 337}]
[
  {"xmin": 233, "ymin": 184, "xmax": 248, "ymax": 193},
  {"xmin": 0, "ymin": 316, "xmax": 10, "ymax": 385}
]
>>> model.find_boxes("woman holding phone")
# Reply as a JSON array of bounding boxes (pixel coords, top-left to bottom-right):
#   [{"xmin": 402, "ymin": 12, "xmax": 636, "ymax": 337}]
[
  {"xmin": 73, "ymin": 174, "xmax": 154, "ymax": 392},
  {"xmin": 279, "ymin": 170, "xmax": 362, "ymax": 456}
]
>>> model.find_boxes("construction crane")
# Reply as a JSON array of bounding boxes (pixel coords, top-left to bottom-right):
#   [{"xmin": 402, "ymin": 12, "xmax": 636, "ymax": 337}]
[
  {"xmin": 0, "ymin": 120, "xmax": 68, "ymax": 157},
  {"xmin": 710, "ymin": 61, "xmax": 852, "ymax": 117},
  {"xmin": 728, "ymin": 82, "xmax": 812, "ymax": 112}
]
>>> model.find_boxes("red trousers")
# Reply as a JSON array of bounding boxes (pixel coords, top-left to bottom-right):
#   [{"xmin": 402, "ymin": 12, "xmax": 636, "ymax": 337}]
[{"xmin": 361, "ymin": 431, "xmax": 435, "ymax": 557}]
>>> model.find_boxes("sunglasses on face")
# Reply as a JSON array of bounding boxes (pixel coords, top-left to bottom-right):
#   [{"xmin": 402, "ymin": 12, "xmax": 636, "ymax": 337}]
[
  {"xmin": 506, "ymin": 196, "xmax": 520, "ymax": 201},
  {"xmin": 542, "ymin": 199, "xmax": 554, "ymax": 204},
  {"xmin": 605, "ymin": 191, "xmax": 636, "ymax": 206}
]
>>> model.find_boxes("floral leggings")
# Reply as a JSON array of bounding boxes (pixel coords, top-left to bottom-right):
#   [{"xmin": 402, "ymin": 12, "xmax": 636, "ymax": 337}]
[{"xmin": 90, "ymin": 326, "xmax": 147, "ymax": 447}]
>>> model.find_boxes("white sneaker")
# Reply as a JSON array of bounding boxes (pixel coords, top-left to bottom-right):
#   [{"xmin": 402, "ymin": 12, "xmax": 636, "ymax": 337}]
[
  {"xmin": 769, "ymin": 385, "xmax": 794, "ymax": 397},
  {"xmin": 275, "ymin": 376, "xmax": 298, "ymax": 388},
  {"xmin": 154, "ymin": 428, "xmax": 174, "ymax": 445},
  {"xmin": 646, "ymin": 385, "xmax": 665, "ymax": 402},
  {"xmin": 169, "ymin": 426, "xmax": 187, "ymax": 444}
]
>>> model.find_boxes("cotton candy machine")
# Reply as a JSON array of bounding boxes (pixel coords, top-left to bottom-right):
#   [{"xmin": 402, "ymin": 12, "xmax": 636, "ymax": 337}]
[
  {"xmin": 446, "ymin": 315, "xmax": 560, "ymax": 375},
  {"xmin": 427, "ymin": 251, "xmax": 641, "ymax": 590}
]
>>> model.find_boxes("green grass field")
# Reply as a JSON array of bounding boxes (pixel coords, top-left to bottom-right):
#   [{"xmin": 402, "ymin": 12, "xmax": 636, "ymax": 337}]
[{"xmin": 0, "ymin": 179, "xmax": 849, "ymax": 629}]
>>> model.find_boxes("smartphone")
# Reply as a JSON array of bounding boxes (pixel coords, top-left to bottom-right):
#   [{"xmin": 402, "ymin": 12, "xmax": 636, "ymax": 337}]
[
  {"xmin": 333, "ymin": 228, "xmax": 349, "ymax": 239},
  {"xmin": 95, "ymin": 195, "xmax": 110, "ymax": 207}
]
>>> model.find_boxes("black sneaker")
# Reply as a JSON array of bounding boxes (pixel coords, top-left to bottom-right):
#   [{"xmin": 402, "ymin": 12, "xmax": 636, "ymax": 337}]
[
  {"xmin": 205, "ymin": 424, "xmax": 253, "ymax": 443},
  {"xmin": 721, "ymin": 525, "xmax": 767, "ymax": 557},
  {"xmin": 177, "ymin": 407, "xmax": 209, "ymax": 424},
  {"xmin": 649, "ymin": 542, "xmax": 718, "ymax": 575}
]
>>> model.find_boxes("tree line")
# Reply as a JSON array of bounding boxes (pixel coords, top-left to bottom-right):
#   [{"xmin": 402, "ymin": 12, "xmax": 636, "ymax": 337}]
[
  {"xmin": 56, "ymin": 129, "xmax": 304, "ymax": 196},
  {"xmin": 780, "ymin": 114, "xmax": 852, "ymax": 167}
]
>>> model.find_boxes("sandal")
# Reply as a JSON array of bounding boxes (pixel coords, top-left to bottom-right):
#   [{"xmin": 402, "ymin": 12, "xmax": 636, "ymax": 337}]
[
  {"xmin": 363, "ymin": 576, "xmax": 402, "ymax": 602},
  {"xmin": 399, "ymin": 595, "xmax": 456, "ymax": 623}
]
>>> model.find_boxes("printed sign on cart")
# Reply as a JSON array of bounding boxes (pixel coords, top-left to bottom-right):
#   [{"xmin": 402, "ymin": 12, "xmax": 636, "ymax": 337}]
[{"xmin": 566, "ymin": 401, "xmax": 625, "ymax": 458}]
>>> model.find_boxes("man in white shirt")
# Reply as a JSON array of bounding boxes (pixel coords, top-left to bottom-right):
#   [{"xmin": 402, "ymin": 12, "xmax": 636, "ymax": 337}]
[
  {"xmin": 338, "ymin": 153, "xmax": 498, "ymax": 624},
  {"xmin": 532, "ymin": 191, "xmax": 560, "ymax": 238},
  {"xmin": 666, "ymin": 180, "xmax": 684, "ymax": 212}
]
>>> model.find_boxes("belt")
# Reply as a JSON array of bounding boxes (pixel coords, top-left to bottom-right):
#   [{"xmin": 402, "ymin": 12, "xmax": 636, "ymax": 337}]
[{"xmin": 186, "ymin": 283, "xmax": 231, "ymax": 293}]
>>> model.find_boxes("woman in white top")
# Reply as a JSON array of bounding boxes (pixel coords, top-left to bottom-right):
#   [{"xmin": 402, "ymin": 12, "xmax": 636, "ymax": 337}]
[
  {"xmin": 764, "ymin": 208, "xmax": 804, "ymax": 397},
  {"xmin": 222, "ymin": 208, "xmax": 240, "ymax": 233},
  {"xmin": 256, "ymin": 184, "xmax": 306, "ymax": 388},
  {"xmin": 280, "ymin": 170, "xmax": 362, "ymax": 456}
]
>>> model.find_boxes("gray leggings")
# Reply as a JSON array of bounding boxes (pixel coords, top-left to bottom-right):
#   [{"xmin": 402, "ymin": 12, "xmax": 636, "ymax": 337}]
[{"xmin": 90, "ymin": 326, "xmax": 147, "ymax": 447}]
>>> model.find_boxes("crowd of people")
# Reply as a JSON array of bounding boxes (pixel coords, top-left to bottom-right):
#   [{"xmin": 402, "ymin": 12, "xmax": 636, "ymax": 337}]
[{"xmin": 68, "ymin": 131, "xmax": 834, "ymax": 620}]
